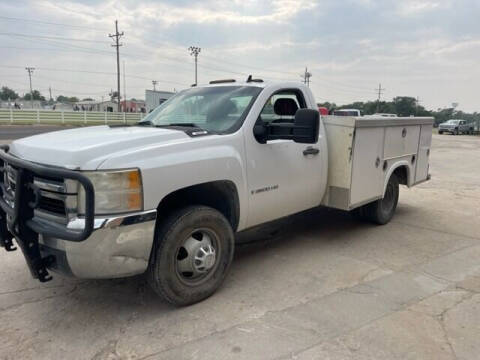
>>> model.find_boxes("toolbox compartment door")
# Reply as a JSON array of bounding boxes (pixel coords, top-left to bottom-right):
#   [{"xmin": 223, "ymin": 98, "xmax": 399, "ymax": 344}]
[
  {"xmin": 383, "ymin": 125, "xmax": 420, "ymax": 159},
  {"xmin": 415, "ymin": 124, "xmax": 433, "ymax": 183},
  {"xmin": 350, "ymin": 127, "xmax": 384, "ymax": 206}
]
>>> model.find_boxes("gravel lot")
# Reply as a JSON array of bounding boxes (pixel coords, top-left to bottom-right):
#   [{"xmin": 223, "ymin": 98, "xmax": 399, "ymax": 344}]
[{"xmin": 0, "ymin": 132, "xmax": 479, "ymax": 360}]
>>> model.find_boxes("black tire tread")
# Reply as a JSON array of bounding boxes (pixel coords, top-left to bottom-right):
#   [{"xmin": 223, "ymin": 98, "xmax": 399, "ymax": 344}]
[
  {"xmin": 351, "ymin": 174, "xmax": 399, "ymax": 225},
  {"xmin": 148, "ymin": 205, "xmax": 234, "ymax": 306}
]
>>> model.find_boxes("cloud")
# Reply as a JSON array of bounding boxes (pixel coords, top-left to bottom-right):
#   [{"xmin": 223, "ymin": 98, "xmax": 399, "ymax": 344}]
[
  {"xmin": 1, "ymin": 0, "xmax": 480, "ymax": 111},
  {"xmin": 395, "ymin": 0, "xmax": 452, "ymax": 16}
]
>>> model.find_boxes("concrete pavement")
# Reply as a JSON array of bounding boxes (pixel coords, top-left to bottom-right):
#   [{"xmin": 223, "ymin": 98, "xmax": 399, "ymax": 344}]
[{"xmin": 0, "ymin": 133, "xmax": 479, "ymax": 359}]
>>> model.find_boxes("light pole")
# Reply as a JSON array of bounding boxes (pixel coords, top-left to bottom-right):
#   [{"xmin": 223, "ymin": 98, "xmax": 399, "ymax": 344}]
[{"xmin": 188, "ymin": 46, "xmax": 201, "ymax": 86}]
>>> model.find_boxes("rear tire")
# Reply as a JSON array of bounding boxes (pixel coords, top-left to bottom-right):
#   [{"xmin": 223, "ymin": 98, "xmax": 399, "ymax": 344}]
[
  {"xmin": 353, "ymin": 174, "xmax": 399, "ymax": 225},
  {"xmin": 148, "ymin": 206, "xmax": 235, "ymax": 306}
]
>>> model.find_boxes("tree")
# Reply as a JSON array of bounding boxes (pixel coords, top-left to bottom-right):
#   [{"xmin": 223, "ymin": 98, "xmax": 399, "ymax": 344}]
[
  {"xmin": 24, "ymin": 90, "xmax": 45, "ymax": 101},
  {"xmin": 82, "ymin": 98, "xmax": 94, "ymax": 101},
  {"xmin": 110, "ymin": 91, "xmax": 119, "ymax": 101},
  {"xmin": 0, "ymin": 86, "xmax": 19, "ymax": 100},
  {"xmin": 56, "ymin": 95, "xmax": 79, "ymax": 103},
  {"xmin": 393, "ymin": 96, "xmax": 417, "ymax": 117}
]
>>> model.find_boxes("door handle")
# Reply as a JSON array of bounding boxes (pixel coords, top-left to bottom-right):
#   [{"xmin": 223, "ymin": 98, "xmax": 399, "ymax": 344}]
[{"xmin": 303, "ymin": 147, "xmax": 320, "ymax": 156}]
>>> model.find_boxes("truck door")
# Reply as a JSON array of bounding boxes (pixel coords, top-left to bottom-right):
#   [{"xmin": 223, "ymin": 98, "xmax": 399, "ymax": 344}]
[{"xmin": 244, "ymin": 89, "xmax": 324, "ymax": 227}]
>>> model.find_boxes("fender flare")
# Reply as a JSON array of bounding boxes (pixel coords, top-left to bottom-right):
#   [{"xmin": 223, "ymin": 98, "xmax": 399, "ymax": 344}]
[{"xmin": 383, "ymin": 161, "xmax": 411, "ymax": 196}]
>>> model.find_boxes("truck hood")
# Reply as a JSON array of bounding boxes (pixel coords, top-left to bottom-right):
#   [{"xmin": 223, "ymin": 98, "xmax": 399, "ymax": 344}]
[{"xmin": 8, "ymin": 125, "xmax": 190, "ymax": 169}]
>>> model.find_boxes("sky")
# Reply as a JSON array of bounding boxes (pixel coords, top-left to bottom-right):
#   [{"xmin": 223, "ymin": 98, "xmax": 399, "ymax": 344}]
[{"xmin": 0, "ymin": 0, "xmax": 479, "ymax": 112}]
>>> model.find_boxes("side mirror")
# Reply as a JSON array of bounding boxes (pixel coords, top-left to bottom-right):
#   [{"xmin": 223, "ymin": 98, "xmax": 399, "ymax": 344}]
[
  {"xmin": 293, "ymin": 109, "xmax": 320, "ymax": 143},
  {"xmin": 253, "ymin": 109, "xmax": 319, "ymax": 144}
]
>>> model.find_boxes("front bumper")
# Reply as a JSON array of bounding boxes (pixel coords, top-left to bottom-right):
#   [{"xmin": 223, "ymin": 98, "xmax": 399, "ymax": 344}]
[
  {"xmin": 40, "ymin": 210, "xmax": 157, "ymax": 278},
  {"xmin": 0, "ymin": 145, "xmax": 156, "ymax": 281},
  {"xmin": 439, "ymin": 127, "xmax": 455, "ymax": 132}
]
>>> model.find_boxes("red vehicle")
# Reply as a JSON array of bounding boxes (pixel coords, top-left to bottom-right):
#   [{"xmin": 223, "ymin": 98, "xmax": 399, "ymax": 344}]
[{"xmin": 318, "ymin": 106, "xmax": 328, "ymax": 116}]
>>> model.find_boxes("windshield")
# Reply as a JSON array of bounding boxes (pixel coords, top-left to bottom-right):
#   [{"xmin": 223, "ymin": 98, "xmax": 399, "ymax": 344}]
[
  {"xmin": 140, "ymin": 86, "xmax": 262, "ymax": 133},
  {"xmin": 446, "ymin": 120, "xmax": 460, "ymax": 124}
]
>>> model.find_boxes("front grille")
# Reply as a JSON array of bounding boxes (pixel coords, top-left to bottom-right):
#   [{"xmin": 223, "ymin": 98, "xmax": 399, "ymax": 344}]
[
  {"xmin": 2, "ymin": 162, "xmax": 77, "ymax": 224},
  {"xmin": 38, "ymin": 196, "xmax": 66, "ymax": 216}
]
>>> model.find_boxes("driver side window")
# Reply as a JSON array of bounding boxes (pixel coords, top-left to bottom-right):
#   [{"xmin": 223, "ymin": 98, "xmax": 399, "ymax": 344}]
[{"xmin": 259, "ymin": 90, "xmax": 306, "ymax": 124}]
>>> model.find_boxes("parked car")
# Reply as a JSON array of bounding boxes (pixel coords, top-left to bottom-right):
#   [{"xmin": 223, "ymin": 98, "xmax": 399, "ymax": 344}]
[
  {"xmin": 0, "ymin": 80, "xmax": 433, "ymax": 306},
  {"xmin": 332, "ymin": 108, "xmax": 361, "ymax": 116},
  {"xmin": 438, "ymin": 119, "xmax": 474, "ymax": 135}
]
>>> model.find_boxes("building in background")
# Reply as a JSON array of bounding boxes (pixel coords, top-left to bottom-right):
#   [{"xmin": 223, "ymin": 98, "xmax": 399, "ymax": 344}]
[
  {"xmin": 1, "ymin": 99, "xmax": 44, "ymax": 109},
  {"xmin": 74, "ymin": 100, "xmax": 118, "ymax": 112},
  {"xmin": 145, "ymin": 90, "xmax": 174, "ymax": 113},
  {"xmin": 120, "ymin": 99, "xmax": 146, "ymax": 113}
]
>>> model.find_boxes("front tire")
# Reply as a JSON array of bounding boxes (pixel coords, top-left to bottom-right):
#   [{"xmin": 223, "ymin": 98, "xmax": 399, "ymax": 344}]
[
  {"xmin": 438, "ymin": 130, "xmax": 443, "ymax": 134},
  {"xmin": 148, "ymin": 206, "xmax": 235, "ymax": 306}
]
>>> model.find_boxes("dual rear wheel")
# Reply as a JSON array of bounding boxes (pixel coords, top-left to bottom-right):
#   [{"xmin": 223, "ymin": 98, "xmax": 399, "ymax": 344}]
[{"xmin": 352, "ymin": 173, "xmax": 399, "ymax": 225}]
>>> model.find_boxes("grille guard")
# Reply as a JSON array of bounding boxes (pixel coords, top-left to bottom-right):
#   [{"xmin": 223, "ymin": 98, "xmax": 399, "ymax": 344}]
[{"xmin": 0, "ymin": 145, "xmax": 95, "ymax": 282}]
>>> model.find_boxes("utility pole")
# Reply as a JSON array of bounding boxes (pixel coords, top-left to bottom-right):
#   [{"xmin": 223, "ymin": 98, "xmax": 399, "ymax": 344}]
[
  {"xmin": 302, "ymin": 67, "xmax": 312, "ymax": 87},
  {"xmin": 49, "ymin": 86, "xmax": 53, "ymax": 102},
  {"xmin": 25, "ymin": 67, "xmax": 35, "ymax": 109},
  {"xmin": 152, "ymin": 80, "xmax": 158, "ymax": 91},
  {"xmin": 109, "ymin": 20, "xmax": 124, "ymax": 112},
  {"xmin": 188, "ymin": 46, "xmax": 201, "ymax": 86},
  {"xmin": 123, "ymin": 60, "xmax": 126, "ymax": 112},
  {"xmin": 375, "ymin": 83, "xmax": 385, "ymax": 113}
]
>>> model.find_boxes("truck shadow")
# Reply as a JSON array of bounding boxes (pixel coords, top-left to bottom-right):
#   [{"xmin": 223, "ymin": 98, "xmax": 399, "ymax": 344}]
[{"xmin": 60, "ymin": 206, "xmax": 371, "ymax": 311}]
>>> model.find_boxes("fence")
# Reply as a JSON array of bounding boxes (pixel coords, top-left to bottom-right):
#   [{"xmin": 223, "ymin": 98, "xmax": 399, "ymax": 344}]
[{"xmin": 0, "ymin": 109, "xmax": 145, "ymax": 125}]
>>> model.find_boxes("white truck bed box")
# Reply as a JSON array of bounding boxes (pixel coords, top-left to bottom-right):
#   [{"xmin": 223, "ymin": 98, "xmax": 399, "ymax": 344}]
[{"xmin": 321, "ymin": 116, "xmax": 434, "ymax": 210}]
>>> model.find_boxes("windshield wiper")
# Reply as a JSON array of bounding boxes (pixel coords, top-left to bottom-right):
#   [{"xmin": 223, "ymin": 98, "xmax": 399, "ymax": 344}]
[
  {"xmin": 136, "ymin": 120, "xmax": 153, "ymax": 126},
  {"xmin": 156, "ymin": 123, "xmax": 199, "ymax": 128}
]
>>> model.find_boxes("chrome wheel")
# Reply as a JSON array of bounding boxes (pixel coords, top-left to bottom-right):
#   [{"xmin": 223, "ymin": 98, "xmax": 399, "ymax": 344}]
[{"xmin": 175, "ymin": 229, "xmax": 219, "ymax": 285}]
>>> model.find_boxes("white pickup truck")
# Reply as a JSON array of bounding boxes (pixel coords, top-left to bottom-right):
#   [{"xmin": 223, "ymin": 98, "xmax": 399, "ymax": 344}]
[{"xmin": 0, "ymin": 80, "xmax": 433, "ymax": 305}]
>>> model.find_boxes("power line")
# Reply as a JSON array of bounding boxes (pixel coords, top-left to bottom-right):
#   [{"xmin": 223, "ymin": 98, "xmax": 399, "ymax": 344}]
[
  {"xmin": 109, "ymin": 20, "xmax": 124, "ymax": 112},
  {"xmin": 0, "ymin": 32, "xmax": 110, "ymax": 43},
  {"xmin": 2, "ymin": 32, "xmax": 363, "ymax": 91},
  {"xmin": 0, "ymin": 16, "xmax": 109, "ymax": 32},
  {"xmin": 200, "ymin": 53, "xmax": 300, "ymax": 77},
  {"xmin": 0, "ymin": 65, "xmax": 189, "ymax": 86},
  {"xmin": 0, "ymin": 18, "xmax": 377, "ymax": 93}
]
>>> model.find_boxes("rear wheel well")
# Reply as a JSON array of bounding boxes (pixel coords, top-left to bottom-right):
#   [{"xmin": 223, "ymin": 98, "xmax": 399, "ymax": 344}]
[
  {"xmin": 156, "ymin": 181, "xmax": 240, "ymax": 231},
  {"xmin": 392, "ymin": 165, "xmax": 408, "ymax": 186}
]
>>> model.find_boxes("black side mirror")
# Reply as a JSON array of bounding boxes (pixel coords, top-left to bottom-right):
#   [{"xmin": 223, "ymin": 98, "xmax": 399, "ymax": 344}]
[
  {"xmin": 254, "ymin": 109, "xmax": 319, "ymax": 144},
  {"xmin": 292, "ymin": 109, "xmax": 319, "ymax": 143}
]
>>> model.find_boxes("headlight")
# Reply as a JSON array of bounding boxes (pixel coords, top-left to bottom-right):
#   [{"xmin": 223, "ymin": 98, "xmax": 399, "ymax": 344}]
[{"xmin": 77, "ymin": 169, "xmax": 143, "ymax": 215}]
